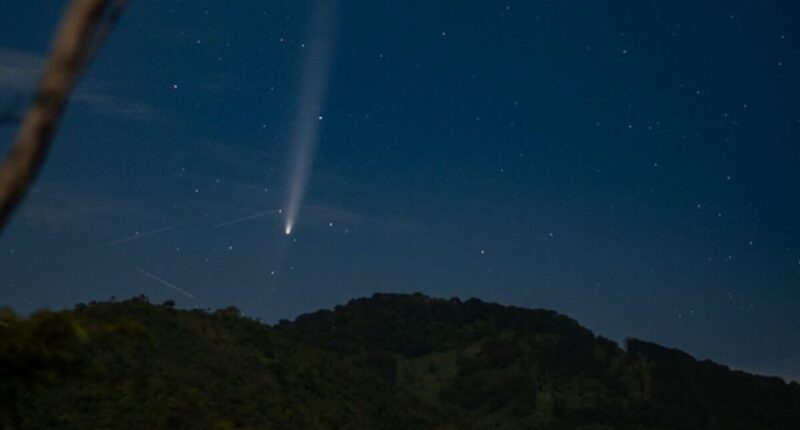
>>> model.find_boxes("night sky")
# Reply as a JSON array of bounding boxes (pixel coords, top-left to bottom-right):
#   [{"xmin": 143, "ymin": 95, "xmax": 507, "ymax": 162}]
[{"xmin": 1, "ymin": 1, "xmax": 799, "ymax": 380}]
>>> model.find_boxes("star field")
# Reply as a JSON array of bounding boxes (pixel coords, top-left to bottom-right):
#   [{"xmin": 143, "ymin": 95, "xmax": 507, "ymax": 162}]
[{"xmin": 1, "ymin": 1, "xmax": 799, "ymax": 380}]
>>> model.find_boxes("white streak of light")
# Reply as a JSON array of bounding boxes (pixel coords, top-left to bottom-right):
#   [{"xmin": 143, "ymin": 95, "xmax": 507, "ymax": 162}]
[
  {"xmin": 284, "ymin": 0, "xmax": 338, "ymax": 235},
  {"xmin": 214, "ymin": 209, "xmax": 280, "ymax": 228},
  {"xmin": 108, "ymin": 226, "xmax": 173, "ymax": 246},
  {"xmin": 136, "ymin": 268, "xmax": 195, "ymax": 299}
]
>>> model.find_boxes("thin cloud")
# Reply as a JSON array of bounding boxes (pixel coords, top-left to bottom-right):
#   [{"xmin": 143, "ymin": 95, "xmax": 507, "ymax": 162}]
[
  {"xmin": 0, "ymin": 48, "xmax": 44, "ymax": 93},
  {"xmin": 72, "ymin": 92, "xmax": 161, "ymax": 121},
  {"xmin": 16, "ymin": 185, "xmax": 154, "ymax": 232},
  {"xmin": 302, "ymin": 203, "xmax": 418, "ymax": 233},
  {"xmin": 0, "ymin": 46, "xmax": 161, "ymax": 122}
]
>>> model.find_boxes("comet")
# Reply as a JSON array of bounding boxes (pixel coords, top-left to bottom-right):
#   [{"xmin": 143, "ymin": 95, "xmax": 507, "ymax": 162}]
[{"xmin": 283, "ymin": 0, "xmax": 338, "ymax": 235}]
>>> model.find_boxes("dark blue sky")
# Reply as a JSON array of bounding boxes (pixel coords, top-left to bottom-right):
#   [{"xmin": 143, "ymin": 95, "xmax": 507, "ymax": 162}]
[{"xmin": 1, "ymin": 1, "xmax": 799, "ymax": 380}]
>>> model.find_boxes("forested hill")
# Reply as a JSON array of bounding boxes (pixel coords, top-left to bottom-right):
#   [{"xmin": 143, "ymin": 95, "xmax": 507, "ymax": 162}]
[{"xmin": 2, "ymin": 293, "xmax": 799, "ymax": 429}]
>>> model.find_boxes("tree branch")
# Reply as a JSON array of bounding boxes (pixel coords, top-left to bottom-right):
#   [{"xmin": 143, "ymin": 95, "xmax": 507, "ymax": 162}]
[{"xmin": 0, "ymin": 0, "xmax": 125, "ymax": 233}]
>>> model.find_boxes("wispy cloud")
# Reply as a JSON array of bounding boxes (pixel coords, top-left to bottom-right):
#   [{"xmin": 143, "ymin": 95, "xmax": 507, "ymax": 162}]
[
  {"xmin": 18, "ymin": 196, "xmax": 123, "ymax": 231},
  {"xmin": 192, "ymin": 72, "xmax": 237, "ymax": 93},
  {"xmin": 0, "ymin": 46, "xmax": 161, "ymax": 122},
  {"xmin": 72, "ymin": 91, "xmax": 161, "ymax": 121},
  {"xmin": 17, "ymin": 185, "xmax": 153, "ymax": 232},
  {"xmin": 0, "ymin": 48, "xmax": 44, "ymax": 93},
  {"xmin": 303, "ymin": 204, "xmax": 371, "ymax": 225},
  {"xmin": 302, "ymin": 203, "xmax": 418, "ymax": 233},
  {"xmin": 171, "ymin": 139, "xmax": 278, "ymax": 174}
]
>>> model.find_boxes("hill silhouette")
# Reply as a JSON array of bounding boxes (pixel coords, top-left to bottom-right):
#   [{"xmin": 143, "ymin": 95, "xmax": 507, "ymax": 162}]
[{"xmin": 2, "ymin": 293, "xmax": 799, "ymax": 429}]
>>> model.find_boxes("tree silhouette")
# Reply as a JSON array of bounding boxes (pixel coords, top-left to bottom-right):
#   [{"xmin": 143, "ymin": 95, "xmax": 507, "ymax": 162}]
[{"xmin": 0, "ymin": 309, "xmax": 89, "ymax": 429}]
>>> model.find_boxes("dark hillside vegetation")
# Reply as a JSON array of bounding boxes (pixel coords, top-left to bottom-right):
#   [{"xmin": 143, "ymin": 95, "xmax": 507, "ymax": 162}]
[{"xmin": 2, "ymin": 293, "xmax": 799, "ymax": 429}]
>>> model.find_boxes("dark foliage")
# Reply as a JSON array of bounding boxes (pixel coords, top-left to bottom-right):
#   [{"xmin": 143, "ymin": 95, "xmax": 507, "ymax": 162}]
[{"xmin": 2, "ymin": 293, "xmax": 799, "ymax": 429}]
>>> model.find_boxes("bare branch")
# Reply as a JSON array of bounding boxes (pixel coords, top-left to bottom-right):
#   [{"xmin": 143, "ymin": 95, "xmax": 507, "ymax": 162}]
[
  {"xmin": 0, "ymin": 0, "xmax": 127, "ymax": 233},
  {"xmin": 87, "ymin": 0, "xmax": 130, "ymax": 61}
]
